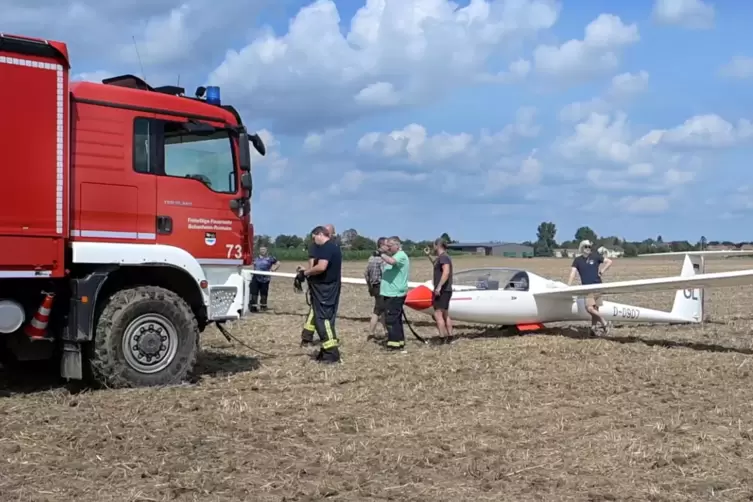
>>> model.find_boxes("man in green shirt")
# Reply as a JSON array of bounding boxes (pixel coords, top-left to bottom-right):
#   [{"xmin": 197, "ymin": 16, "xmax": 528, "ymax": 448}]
[{"xmin": 377, "ymin": 236, "xmax": 411, "ymax": 352}]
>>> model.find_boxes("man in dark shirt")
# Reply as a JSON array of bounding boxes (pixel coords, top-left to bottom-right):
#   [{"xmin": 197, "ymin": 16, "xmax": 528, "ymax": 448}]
[
  {"xmin": 297, "ymin": 226, "xmax": 342, "ymax": 363},
  {"xmin": 307, "ymin": 224, "xmax": 336, "ymax": 267},
  {"xmin": 567, "ymin": 240, "xmax": 613, "ymax": 336},
  {"xmin": 427, "ymin": 238, "xmax": 454, "ymax": 344}
]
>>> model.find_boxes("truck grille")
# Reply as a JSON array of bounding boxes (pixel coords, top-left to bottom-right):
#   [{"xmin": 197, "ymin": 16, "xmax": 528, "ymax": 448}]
[{"xmin": 209, "ymin": 286, "xmax": 238, "ymax": 319}]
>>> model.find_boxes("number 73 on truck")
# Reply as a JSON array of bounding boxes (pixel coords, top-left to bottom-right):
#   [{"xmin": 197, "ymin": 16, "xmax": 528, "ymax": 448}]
[{"xmin": 0, "ymin": 33, "xmax": 267, "ymax": 388}]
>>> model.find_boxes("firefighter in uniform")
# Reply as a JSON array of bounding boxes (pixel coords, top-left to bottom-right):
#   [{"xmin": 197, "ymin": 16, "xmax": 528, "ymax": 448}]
[{"xmin": 296, "ymin": 226, "xmax": 342, "ymax": 363}]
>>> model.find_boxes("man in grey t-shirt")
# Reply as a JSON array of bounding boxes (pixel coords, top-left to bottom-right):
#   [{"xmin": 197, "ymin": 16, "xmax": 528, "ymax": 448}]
[{"xmin": 427, "ymin": 238, "xmax": 454, "ymax": 343}]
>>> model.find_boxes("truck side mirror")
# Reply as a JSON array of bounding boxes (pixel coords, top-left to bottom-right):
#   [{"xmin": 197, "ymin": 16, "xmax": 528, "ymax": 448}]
[
  {"xmin": 240, "ymin": 172, "xmax": 252, "ymax": 192},
  {"xmin": 249, "ymin": 133, "xmax": 266, "ymax": 157},
  {"xmin": 238, "ymin": 133, "xmax": 251, "ymax": 172}
]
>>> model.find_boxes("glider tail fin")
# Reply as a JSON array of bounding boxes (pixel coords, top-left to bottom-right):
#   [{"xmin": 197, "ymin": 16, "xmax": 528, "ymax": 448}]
[{"xmin": 670, "ymin": 253, "xmax": 703, "ymax": 322}]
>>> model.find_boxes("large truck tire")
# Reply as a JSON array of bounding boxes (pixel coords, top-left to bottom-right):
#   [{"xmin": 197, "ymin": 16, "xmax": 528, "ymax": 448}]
[{"xmin": 89, "ymin": 286, "xmax": 199, "ymax": 388}]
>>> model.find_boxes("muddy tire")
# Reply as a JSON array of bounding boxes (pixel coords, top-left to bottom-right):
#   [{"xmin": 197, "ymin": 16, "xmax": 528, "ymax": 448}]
[{"xmin": 89, "ymin": 286, "xmax": 199, "ymax": 388}]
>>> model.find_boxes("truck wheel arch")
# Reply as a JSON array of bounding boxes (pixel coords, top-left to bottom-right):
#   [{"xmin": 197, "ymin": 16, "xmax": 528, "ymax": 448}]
[
  {"xmin": 68, "ymin": 263, "xmax": 208, "ymax": 344},
  {"xmin": 71, "ymin": 242, "xmax": 209, "ymax": 294}
]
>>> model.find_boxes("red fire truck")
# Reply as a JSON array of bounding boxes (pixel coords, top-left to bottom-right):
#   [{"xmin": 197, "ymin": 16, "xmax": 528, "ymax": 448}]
[{"xmin": 0, "ymin": 33, "xmax": 266, "ymax": 388}]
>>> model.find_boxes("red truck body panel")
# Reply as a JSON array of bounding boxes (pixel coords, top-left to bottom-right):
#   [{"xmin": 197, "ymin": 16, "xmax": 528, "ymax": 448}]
[
  {"xmin": 0, "ymin": 35, "xmax": 70, "ymax": 277},
  {"xmin": 69, "ymin": 83, "xmax": 247, "ymax": 262},
  {"xmin": 0, "ymin": 33, "xmax": 252, "ymax": 276}
]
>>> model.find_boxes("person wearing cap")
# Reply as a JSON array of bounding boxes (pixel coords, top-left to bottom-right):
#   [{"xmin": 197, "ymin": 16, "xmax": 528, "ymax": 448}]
[{"xmin": 567, "ymin": 239, "xmax": 613, "ymax": 336}]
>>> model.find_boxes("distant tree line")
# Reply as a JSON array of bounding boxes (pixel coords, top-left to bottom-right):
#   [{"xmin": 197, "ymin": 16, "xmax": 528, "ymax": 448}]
[
  {"xmin": 254, "ymin": 230, "xmax": 458, "ymax": 261},
  {"xmin": 255, "ymin": 223, "xmax": 746, "ymax": 261},
  {"xmin": 528, "ymin": 222, "xmax": 744, "ymax": 257}
]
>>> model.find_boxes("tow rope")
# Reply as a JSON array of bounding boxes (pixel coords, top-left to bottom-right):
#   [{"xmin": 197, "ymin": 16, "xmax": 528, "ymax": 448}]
[
  {"xmin": 215, "ymin": 322, "xmax": 279, "ymax": 358},
  {"xmin": 402, "ymin": 309, "xmax": 428, "ymax": 344}
]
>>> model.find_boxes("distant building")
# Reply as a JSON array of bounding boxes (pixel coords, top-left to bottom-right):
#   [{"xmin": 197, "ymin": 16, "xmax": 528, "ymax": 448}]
[{"xmin": 447, "ymin": 242, "xmax": 534, "ymax": 258}]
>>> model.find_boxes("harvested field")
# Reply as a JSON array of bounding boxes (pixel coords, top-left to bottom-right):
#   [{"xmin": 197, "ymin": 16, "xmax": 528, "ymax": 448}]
[{"xmin": 3, "ymin": 256, "xmax": 753, "ymax": 502}]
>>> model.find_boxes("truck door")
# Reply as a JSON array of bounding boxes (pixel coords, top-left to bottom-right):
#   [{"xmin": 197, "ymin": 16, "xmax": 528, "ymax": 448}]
[{"xmin": 151, "ymin": 117, "xmax": 245, "ymax": 265}]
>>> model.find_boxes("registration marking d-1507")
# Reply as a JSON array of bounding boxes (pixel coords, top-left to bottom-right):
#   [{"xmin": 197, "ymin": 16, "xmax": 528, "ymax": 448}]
[{"xmin": 613, "ymin": 306, "xmax": 640, "ymax": 319}]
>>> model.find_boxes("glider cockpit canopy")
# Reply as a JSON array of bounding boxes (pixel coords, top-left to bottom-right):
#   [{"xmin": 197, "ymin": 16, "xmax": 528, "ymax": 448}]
[{"xmin": 452, "ymin": 268, "xmax": 531, "ymax": 292}]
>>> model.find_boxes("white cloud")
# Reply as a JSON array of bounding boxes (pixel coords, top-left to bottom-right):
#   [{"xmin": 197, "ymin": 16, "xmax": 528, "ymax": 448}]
[
  {"xmin": 558, "ymin": 69, "xmax": 650, "ymax": 122},
  {"xmin": 552, "ymin": 109, "xmax": 740, "ymax": 212},
  {"xmin": 3, "ymin": 0, "xmax": 273, "ymax": 78},
  {"xmin": 663, "ymin": 168, "xmax": 695, "ymax": 185},
  {"xmin": 358, "ymin": 124, "xmax": 476, "ymax": 164},
  {"xmin": 558, "ymin": 111, "xmax": 753, "ymax": 169},
  {"xmin": 533, "ymin": 13, "xmax": 639, "ymax": 80},
  {"xmin": 303, "ymin": 129, "xmax": 345, "ymax": 153},
  {"xmin": 483, "ymin": 151, "xmax": 543, "ymax": 194},
  {"xmin": 208, "ymin": 0, "xmax": 560, "ymax": 133},
  {"xmin": 354, "ymin": 82, "xmax": 401, "ymax": 107},
  {"xmin": 117, "ymin": 5, "xmax": 198, "ymax": 67},
  {"xmin": 557, "ymin": 112, "xmax": 635, "ymax": 163},
  {"xmin": 71, "ymin": 70, "xmax": 115, "ymax": 83},
  {"xmin": 652, "ymin": 0, "xmax": 715, "ymax": 30},
  {"xmin": 719, "ymin": 56, "xmax": 753, "ymax": 80},
  {"xmin": 328, "ymin": 169, "xmax": 429, "ymax": 195},
  {"xmin": 476, "ymin": 58, "xmax": 532, "ymax": 83},
  {"xmin": 343, "ymin": 107, "xmax": 545, "ymax": 201},
  {"xmin": 357, "ymin": 106, "xmax": 540, "ymax": 167},
  {"xmin": 608, "ymin": 70, "xmax": 649, "ymax": 96},
  {"xmin": 639, "ymin": 114, "xmax": 753, "ymax": 149},
  {"xmin": 558, "ymin": 98, "xmax": 609, "ymax": 123},
  {"xmin": 618, "ymin": 195, "xmax": 671, "ymax": 214},
  {"xmin": 584, "ymin": 163, "xmax": 693, "ymax": 194},
  {"xmin": 252, "ymin": 130, "xmax": 289, "ymax": 183}
]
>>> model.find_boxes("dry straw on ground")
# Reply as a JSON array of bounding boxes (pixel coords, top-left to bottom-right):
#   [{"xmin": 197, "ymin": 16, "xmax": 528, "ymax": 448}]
[{"xmin": 2, "ymin": 257, "xmax": 753, "ymax": 502}]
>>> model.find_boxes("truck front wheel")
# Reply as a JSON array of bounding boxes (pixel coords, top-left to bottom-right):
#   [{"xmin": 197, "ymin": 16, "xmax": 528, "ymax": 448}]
[{"xmin": 90, "ymin": 286, "xmax": 199, "ymax": 388}]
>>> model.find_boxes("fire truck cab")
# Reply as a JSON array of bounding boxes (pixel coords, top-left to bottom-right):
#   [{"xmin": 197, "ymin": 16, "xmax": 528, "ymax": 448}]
[{"xmin": 0, "ymin": 33, "xmax": 265, "ymax": 388}]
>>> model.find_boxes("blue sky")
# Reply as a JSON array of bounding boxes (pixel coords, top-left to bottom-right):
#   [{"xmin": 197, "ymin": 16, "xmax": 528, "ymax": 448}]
[{"xmin": 7, "ymin": 0, "xmax": 753, "ymax": 243}]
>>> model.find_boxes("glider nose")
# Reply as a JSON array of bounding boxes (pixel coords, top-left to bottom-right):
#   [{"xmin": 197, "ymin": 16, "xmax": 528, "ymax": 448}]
[{"xmin": 405, "ymin": 285, "xmax": 433, "ymax": 311}]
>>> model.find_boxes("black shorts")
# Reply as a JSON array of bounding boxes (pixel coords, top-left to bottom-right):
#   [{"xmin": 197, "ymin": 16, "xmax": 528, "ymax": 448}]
[
  {"xmin": 368, "ymin": 284, "xmax": 385, "ymax": 315},
  {"xmin": 432, "ymin": 290, "xmax": 452, "ymax": 311}
]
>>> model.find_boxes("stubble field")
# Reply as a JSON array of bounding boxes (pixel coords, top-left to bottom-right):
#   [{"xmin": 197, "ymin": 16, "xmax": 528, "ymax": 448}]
[{"xmin": 3, "ymin": 256, "xmax": 753, "ymax": 502}]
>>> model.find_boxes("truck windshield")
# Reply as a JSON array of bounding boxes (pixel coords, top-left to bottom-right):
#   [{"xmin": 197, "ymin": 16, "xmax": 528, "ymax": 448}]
[{"xmin": 163, "ymin": 123, "xmax": 236, "ymax": 194}]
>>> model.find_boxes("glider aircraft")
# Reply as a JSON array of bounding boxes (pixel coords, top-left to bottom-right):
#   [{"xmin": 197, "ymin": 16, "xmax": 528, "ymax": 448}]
[{"xmin": 246, "ymin": 251, "xmax": 753, "ymax": 333}]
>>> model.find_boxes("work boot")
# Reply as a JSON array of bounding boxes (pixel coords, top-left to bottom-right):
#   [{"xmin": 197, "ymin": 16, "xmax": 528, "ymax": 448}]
[
  {"xmin": 301, "ymin": 329, "xmax": 318, "ymax": 347},
  {"xmin": 601, "ymin": 321, "xmax": 613, "ymax": 336},
  {"xmin": 382, "ymin": 341, "xmax": 406, "ymax": 353},
  {"xmin": 317, "ymin": 347, "xmax": 340, "ymax": 364}
]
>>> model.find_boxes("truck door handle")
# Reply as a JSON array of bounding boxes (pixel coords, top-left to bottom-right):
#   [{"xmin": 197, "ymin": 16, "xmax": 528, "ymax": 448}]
[{"xmin": 156, "ymin": 215, "xmax": 173, "ymax": 235}]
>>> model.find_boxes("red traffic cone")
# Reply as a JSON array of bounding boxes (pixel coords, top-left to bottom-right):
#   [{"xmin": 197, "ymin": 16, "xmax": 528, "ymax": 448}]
[{"xmin": 24, "ymin": 293, "xmax": 55, "ymax": 341}]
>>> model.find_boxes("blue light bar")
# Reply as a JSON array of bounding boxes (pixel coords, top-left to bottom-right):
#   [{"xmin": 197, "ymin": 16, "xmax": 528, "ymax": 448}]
[{"xmin": 206, "ymin": 86, "xmax": 221, "ymax": 105}]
